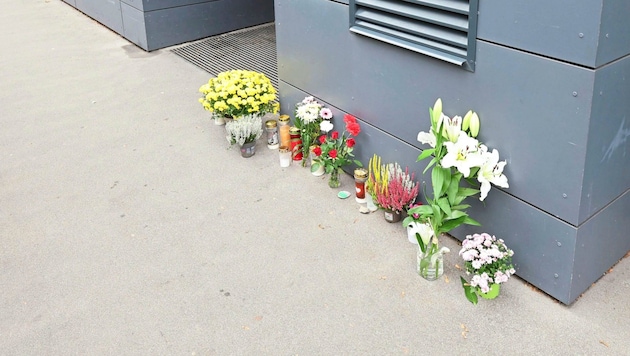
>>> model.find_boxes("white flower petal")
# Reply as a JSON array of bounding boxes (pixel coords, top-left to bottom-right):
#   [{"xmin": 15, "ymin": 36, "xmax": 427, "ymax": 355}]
[
  {"xmin": 417, "ymin": 131, "xmax": 436, "ymax": 147},
  {"xmin": 320, "ymin": 120, "xmax": 334, "ymax": 133}
]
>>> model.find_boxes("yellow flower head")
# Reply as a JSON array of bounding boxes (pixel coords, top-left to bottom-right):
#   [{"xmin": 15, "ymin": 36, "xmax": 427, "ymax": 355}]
[{"xmin": 198, "ymin": 70, "xmax": 277, "ymax": 117}]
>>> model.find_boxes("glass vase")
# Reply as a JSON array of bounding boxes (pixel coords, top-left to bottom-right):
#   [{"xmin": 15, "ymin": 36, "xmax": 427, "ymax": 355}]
[
  {"xmin": 328, "ymin": 168, "xmax": 341, "ymax": 188},
  {"xmin": 417, "ymin": 240, "xmax": 444, "ymax": 281}
]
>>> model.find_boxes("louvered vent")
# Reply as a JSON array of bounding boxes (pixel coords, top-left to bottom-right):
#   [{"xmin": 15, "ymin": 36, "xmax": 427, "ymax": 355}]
[{"xmin": 349, "ymin": 0, "xmax": 479, "ymax": 71}]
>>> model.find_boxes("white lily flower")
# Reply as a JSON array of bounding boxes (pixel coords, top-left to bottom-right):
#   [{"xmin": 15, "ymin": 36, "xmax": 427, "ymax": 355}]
[
  {"xmin": 477, "ymin": 148, "xmax": 509, "ymax": 201},
  {"xmin": 416, "ymin": 222, "xmax": 434, "ymax": 247},
  {"xmin": 441, "ymin": 132, "xmax": 485, "ymax": 177},
  {"xmin": 417, "ymin": 130, "xmax": 437, "ymax": 147},
  {"xmin": 320, "ymin": 120, "xmax": 334, "ymax": 133},
  {"xmin": 442, "ymin": 115, "xmax": 462, "ymax": 142}
]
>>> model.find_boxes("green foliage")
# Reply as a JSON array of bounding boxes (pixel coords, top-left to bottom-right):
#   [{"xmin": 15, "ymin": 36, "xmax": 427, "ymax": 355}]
[{"xmin": 461, "ymin": 277, "xmax": 479, "ymax": 305}]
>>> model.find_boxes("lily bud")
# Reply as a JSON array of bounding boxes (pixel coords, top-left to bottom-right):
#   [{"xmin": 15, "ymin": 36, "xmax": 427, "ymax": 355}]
[
  {"xmin": 462, "ymin": 110, "xmax": 473, "ymax": 131},
  {"xmin": 431, "ymin": 98, "xmax": 442, "ymax": 127},
  {"xmin": 469, "ymin": 112, "xmax": 480, "ymax": 138}
]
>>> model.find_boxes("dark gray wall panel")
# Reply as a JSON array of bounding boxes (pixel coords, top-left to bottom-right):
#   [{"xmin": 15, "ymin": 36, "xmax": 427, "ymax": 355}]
[
  {"xmin": 476, "ymin": 0, "xmax": 602, "ymax": 68},
  {"xmin": 121, "ymin": 0, "xmax": 145, "ymax": 11},
  {"xmin": 276, "ymin": 0, "xmax": 353, "ymax": 109},
  {"xmin": 143, "ymin": 0, "xmax": 274, "ymax": 51},
  {"xmin": 478, "ymin": 0, "xmax": 630, "ymax": 68},
  {"xmin": 123, "ymin": 0, "xmax": 223, "ymax": 12},
  {"xmin": 120, "ymin": 3, "xmax": 149, "ymax": 50},
  {"xmin": 572, "ymin": 190, "xmax": 630, "ymax": 302},
  {"xmin": 276, "ymin": 0, "xmax": 593, "ymax": 226},
  {"xmin": 581, "ymin": 55, "xmax": 630, "ymax": 222},
  {"xmin": 597, "ymin": 1, "xmax": 630, "ymax": 66},
  {"xmin": 74, "ymin": 0, "xmax": 124, "ymax": 35},
  {"xmin": 68, "ymin": 0, "xmax": 273, "ymax": 51}
]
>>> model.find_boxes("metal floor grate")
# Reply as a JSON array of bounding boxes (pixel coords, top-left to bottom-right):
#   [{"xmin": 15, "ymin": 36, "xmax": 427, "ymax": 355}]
[{"xmin": 171, "ymin": 23, "xmax": 278, "ymax": 93}]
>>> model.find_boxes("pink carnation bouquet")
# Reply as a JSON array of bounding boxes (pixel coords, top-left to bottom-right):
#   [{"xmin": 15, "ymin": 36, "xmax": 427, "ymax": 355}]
[{"xmin": 459, "ymin": 233, "xmax": 515, "ymax": 304}]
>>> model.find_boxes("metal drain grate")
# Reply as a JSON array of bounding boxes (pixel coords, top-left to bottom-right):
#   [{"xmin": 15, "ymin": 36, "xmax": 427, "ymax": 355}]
[{"xmin": 171, "ymin": 23, "xmax": 278, "ymax": 93}]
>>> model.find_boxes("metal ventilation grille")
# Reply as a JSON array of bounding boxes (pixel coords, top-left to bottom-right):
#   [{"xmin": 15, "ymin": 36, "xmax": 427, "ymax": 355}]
[
  {"xmin": 349, "ymin": 0, "xmax": 478, "ymax": 71},
  {"xmin": 171, "ymin": 23, "xmax": 278, "ymax": 93}
]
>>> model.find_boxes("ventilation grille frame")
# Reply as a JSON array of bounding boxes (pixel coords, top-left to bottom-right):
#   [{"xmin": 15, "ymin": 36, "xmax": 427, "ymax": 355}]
[{"xmin": 349, "ymin": 0, "xmax": 479, "ymax": 72}]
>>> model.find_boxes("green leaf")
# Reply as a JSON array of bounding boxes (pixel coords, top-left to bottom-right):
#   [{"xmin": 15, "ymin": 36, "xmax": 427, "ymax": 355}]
[
  {"xmin": 453, "ymin": 194, "xmax": 467, "ymax": 206},
  {"xmin": 417, "ymin": 148, "xmax": 435, "ymax": 162},
  {"xmin": 450, "ymin": 204, "xmax": 471, "ymax": 211},
  {"xmin": 431, "ymin": 167, "xmax": 445, "ymax": 199},
  {"xmin": 463, "ymin": 216, "xmax": 482, "ymax": 226},
  {"xmin": 458, "ymin": 187, "xmax": 480, "ymax": 198},
  {"xmin": 408, "ymin": 205, "xmax": 433, "ymax": 216},
  {"xmin": 423, "ymin": 158, "xmax": 438, "ymax": 174},
  {"xmin": 436, "ymin": 197, "xmax": 452, "ymax": 215},
  {"xmin": 461, "ymin": 277, "xmax": 479, "ymax": 305},
  {"xmin": 441, "ymin": 168, "xmax": 452, "ymax": 197},
  {"xmin": 416, "ymin": 233, "xmax": 427, "ymax": 253},
  {"xmin": 446, "ymin": 173, "xmax": 460, "ymax": 205},
  {"xmin": 432, "ymin": 166, "xmax": 451, "ymax": 199},
  {"xmin": 431, "ymin": 205, "xmax": 442, "ymax": 228},
  {"xmin": 310, "ymin": 162, "xmax": 321, "ymax": 173},
  {"xmin": 440, "ymin": 216, "xmax": 466, "ymax": 232},
  {"xmin": 447, "ymin": 210, "xmax": 467, "ymax": 220}
]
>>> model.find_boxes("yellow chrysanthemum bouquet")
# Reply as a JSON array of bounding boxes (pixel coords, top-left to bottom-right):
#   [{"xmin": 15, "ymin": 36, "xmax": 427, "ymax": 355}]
[{"xmin": 199, "ymin": 70, "xmax": 279, "ymax": 120}]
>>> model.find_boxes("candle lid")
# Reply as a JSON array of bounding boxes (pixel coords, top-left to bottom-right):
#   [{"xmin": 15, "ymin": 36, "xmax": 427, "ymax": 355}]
[
  {"xmin": 265, "ymin": 120, "xmax": 278, "ymax": 128},
  {"xmin": 278, "ymin": 115, "xmax": 290, "ymax": 123},
  {"xmin": 354, "ymin": 168, "xmax": 368, "ymax": 179}
]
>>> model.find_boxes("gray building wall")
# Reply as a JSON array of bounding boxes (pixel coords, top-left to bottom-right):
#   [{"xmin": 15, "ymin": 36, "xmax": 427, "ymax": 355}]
[
  {"xmin": 275, "ymin": 0, "xmax": 630, "ymax": 304},
  {"xmin": 62, "ymin": 0, "xmax": 275, "ymax": 51}
]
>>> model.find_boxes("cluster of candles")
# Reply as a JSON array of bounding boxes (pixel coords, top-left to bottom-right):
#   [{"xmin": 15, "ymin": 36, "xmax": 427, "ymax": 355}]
[
  {"xmin": 264, "ymin": 115, "xmax": 369, "ymax": 203},
  {"xmin": 264, "ymin": 115, "xmax": 293, "ymax": 167}
]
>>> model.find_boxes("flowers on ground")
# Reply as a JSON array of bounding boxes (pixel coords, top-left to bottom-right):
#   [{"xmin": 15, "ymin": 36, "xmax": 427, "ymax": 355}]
[
  {"xmin": 225, "ymin": 114, "xmax": 263, "ymax": 146},
  {"xmin": 373, "ymin": 162, "xmax": 419, "ymax": 213},
  {"xmin": 294, "ymin": 96, "xmax": 334, "ymax": 165},
  {"xmin": 407, "ymin": 98, "xmax": 509, "ymax": 244},
  {"xmin": 459, "ymin": 233, "xmax": 515, "ymax": 304},
  {"xmin": 405, "ymin": 98, "xmax": 509, "ymax": 281},
  {"xmin": 199, "ymin": 70, "xmax": 279, "ymax": 119},
  {"xmin": 312, "ymin": 114, "xmax": 362, "ymax": 174}
]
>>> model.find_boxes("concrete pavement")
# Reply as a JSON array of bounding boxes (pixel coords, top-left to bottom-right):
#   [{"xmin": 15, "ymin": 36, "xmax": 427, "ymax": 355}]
[{"xmin": 1, "ymin": 1, "xmax": 629, "ymax": 355}]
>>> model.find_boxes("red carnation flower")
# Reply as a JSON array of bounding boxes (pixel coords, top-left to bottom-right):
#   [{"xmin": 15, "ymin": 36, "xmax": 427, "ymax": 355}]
[
  {"xmin": 346, "ymin": 138, "xmax": 356, "ymax": 148},
  {"xmin": 313, "ymin": 146, "xmax": 322, "ymax": 156},
  {"xmin": 318, "ymin": 135, "xmax": 327, "ymax": 144},
  {"xmin": 328, "ymin": 149, "xmax": 338, "ymax": 159},
  {"xmin": 344, "ymin": 114, "xmax": 357, "ymax": 125},
  {"xmin": 346, "ymin": 122, "xmax": 361, "ymax": 136},
  {"xmin": 331, "ymin": 131, "xmax": 339, "ymax": 140}
]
